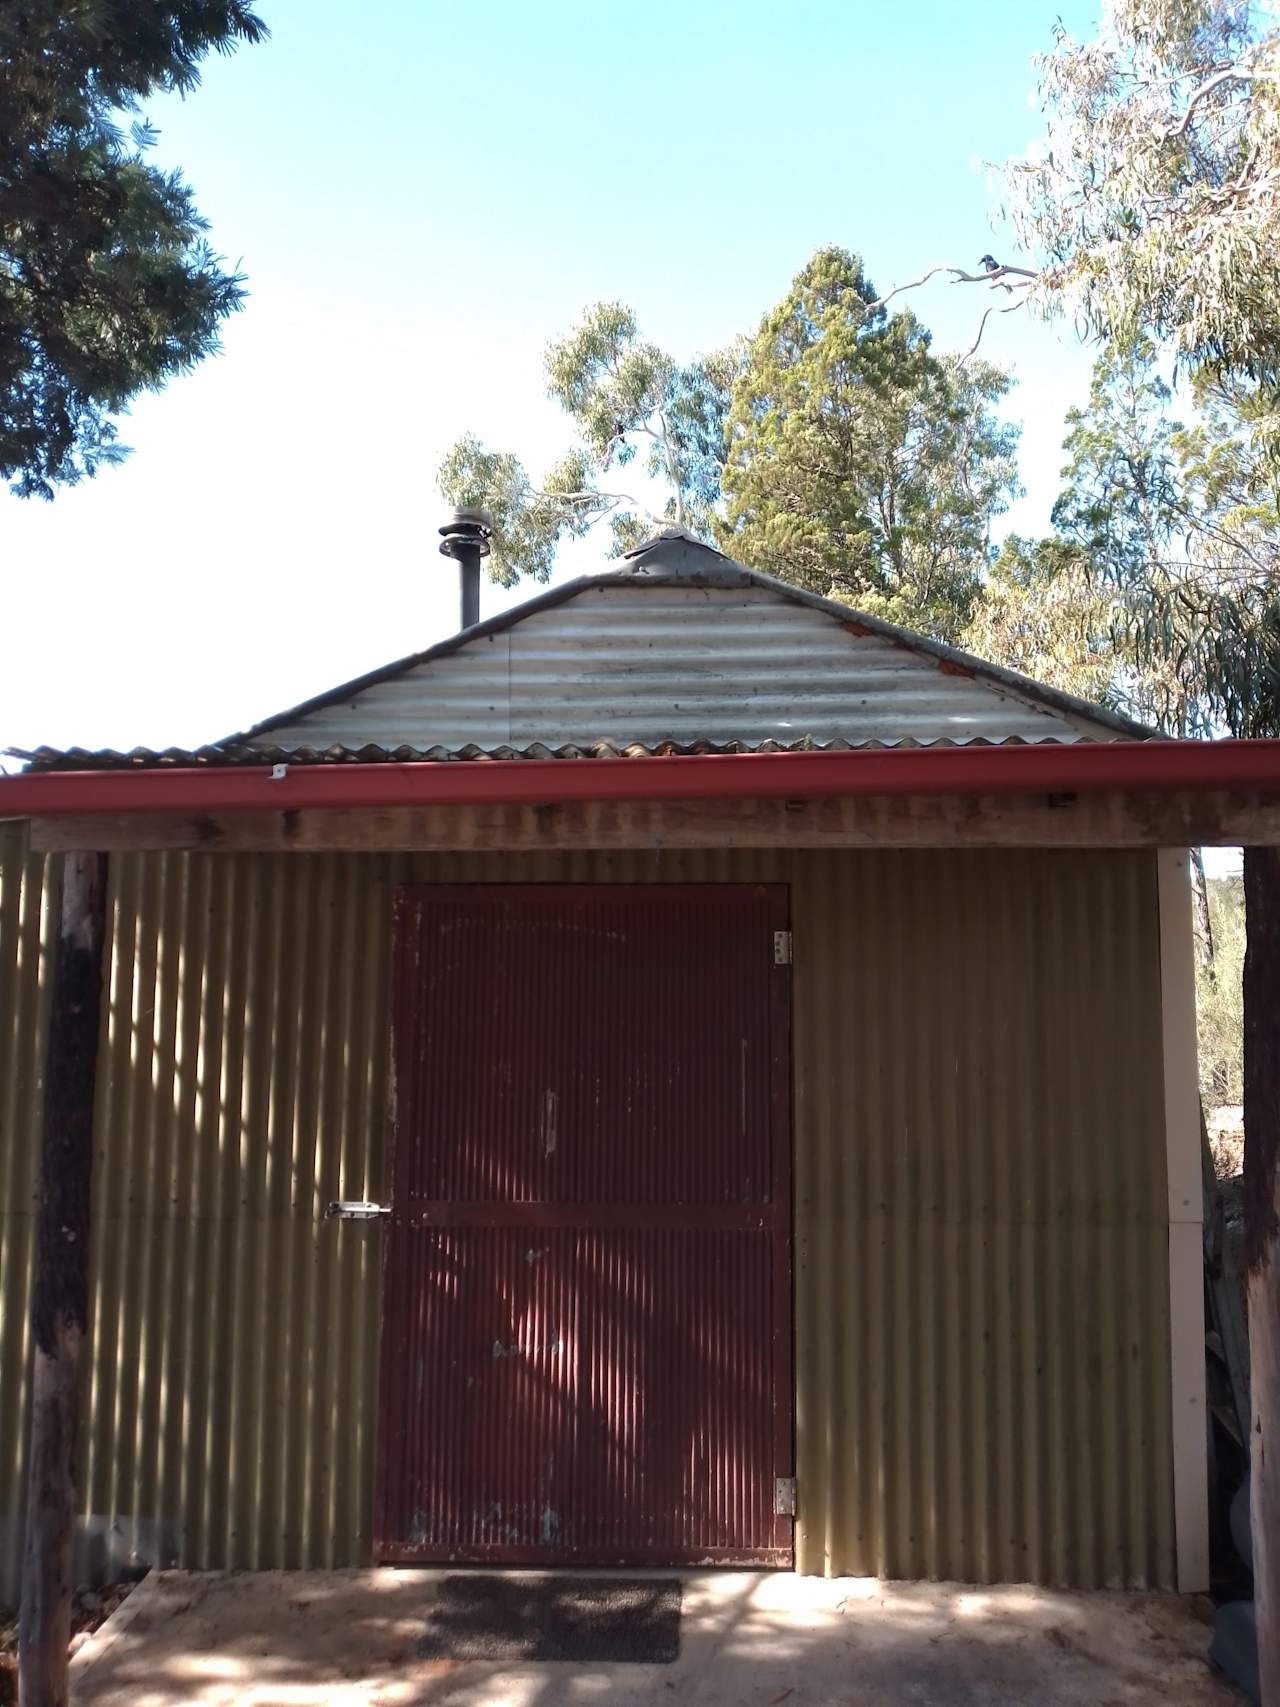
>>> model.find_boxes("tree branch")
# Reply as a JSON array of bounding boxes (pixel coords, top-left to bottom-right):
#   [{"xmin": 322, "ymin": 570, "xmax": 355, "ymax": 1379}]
[
  {"xmin": 863, "ymin": 265, "xmax": 967, "ymax": 313},
  {"xmin": 527, "ymin": 486, "xmax": 670, "ymax": 530},
  {"xmin": 591, "ymin": 416, "xmax": 687, "ymax": 524},
  {"xmin": 1169, "ymin": 497, "xmax": 1276, "ymax": 576},
  {"xmin": 961, "ymin": 296, "xmax": 1029, "ymax": 360},
  {"xmin": 1232, "ymin": 138, "xmax": 1260, "ymax": 191},
  {"xmin": 863, "ymin": 261, "xmax": 1040, "ymax": 317},
  {"xmin": 600, "ymin": 430, "xmax": 626, "ymax": 468},
  {"xmin": 655, "ymin": 410, "xmax": 686, "ymax": 527},
  {"xmin": 956, "ymin": 264, "xmax": 1040, "ymax": 284},
  {"xmin": 1163, "ymin": 65, "xmax": 1259, "ymax": 139}
]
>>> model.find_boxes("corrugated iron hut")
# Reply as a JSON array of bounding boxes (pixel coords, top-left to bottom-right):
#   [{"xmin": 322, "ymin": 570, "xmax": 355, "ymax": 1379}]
[{"xmin": 8, "ymin": 524, "xmax": 1272, "ymax": 1609}]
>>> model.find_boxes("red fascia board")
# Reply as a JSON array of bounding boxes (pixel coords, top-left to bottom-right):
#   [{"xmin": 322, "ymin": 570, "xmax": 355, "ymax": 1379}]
[{"xmin": 2, "ymin": 741, "xmax": 1279, "ymax": 817}]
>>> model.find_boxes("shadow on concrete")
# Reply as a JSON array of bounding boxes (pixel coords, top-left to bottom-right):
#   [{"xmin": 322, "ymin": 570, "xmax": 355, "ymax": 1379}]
[{"xmin": 71, "ymin": 1567, "xmax": 1242, "ymax": 1707}]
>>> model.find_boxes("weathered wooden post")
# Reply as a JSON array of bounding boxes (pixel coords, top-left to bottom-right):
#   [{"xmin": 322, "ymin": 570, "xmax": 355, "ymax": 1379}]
[
  {"xmin": 17, "ymin": 852, "xmax": 106, "ymax": 1707},
  {"xmin": 1244, "ymin": 845, "xmax": 1280, "ymax": 1706}
]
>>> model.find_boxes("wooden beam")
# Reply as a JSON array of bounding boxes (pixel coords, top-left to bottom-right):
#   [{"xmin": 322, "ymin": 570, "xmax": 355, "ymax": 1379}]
[
  {"xmin": 18, "ymin": 852, "xmax": 106, "ymax": 1707},
  {"xmin": 1157, "ymin": 850, "xmax": 1209, "ymax": 1593},
  {"xmin": 1244, "ymin": 845, "xmax": 1280, "ymax": 1706},
  {"xmin": 24, "ymin": 786, "xmax": 1280, "ymax": 853}
]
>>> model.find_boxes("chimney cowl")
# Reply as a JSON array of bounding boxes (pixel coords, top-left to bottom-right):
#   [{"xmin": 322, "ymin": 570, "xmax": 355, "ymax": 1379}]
[{"xmin": 438, "ymin": 507, "xmax": 493, "ymax": 558}]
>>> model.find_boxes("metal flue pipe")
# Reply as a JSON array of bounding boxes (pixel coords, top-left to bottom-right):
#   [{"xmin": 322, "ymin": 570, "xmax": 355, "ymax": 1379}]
[{"xmin": 438, "ymin": 507, "xmax": 493, "ymax": 631}]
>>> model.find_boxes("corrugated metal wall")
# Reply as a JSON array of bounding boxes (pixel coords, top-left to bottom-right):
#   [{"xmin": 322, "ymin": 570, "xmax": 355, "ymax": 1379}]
[
  {"xmin": 792, "ymin": 847, "xmax": 1174, "ymax": 1588},
  {"xmin": 0, "ymin": 836, "xmax": 1175, "ymax": 1602},
  {"xmin": 0, "ymin": 825, "xmax": 55, "ymax": 1604}
]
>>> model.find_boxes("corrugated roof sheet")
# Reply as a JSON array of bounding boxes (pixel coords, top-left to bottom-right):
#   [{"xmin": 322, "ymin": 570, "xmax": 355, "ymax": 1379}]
[
  {"xmin": 13, "ymin": 734, "xmax": 1121, "ymax": 773},
  {"xmin": 15, "ymin": 535, "xmax": 1156, "ymax": 772}
]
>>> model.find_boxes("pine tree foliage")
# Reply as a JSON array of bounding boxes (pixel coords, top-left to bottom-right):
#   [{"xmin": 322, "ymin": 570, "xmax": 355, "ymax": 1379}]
[
  {"xmin": 720, "ymin": 247, "xmax": 1019, "ymax": 642},
  {"xmin": 0, "ymin": 1, "xmax": 267, "ymax": 497}
]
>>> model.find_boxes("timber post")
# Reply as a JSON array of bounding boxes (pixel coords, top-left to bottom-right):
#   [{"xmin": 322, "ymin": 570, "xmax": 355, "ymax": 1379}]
[
  {"xmin": 1244, "ymin": 845, "xmax": 1280, "ymax": 1706},
  {"xmin": 17, "ymin": 852, "xmax": 107, "ymax": 1707}
]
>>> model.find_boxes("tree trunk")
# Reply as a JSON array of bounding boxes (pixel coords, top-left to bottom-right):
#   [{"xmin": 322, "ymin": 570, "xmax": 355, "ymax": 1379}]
[
  {"xmin": 1192, "ymin": 847, "xmax": 1216, "ymax": 968},
  {"xmin": 18, "ymin": 852, "xmax": 106, "ymax": 1707},
  {"xmin": 1244, "ymin": 845, "xmax": 1280, "ymax": 1706}
]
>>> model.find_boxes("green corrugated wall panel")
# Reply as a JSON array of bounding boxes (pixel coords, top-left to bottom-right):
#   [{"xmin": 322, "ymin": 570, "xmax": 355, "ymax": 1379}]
[
  {"xmin": 0, "ymin": 841, "xmax": 1175, "ymax": 1603},
  {"xmin": 0, "ymin": 825, "xmax": 56, "ymax": 1607},
  {"xmin": 788, "ymin": 847, "xmax": 1174, "ymax": 1588},
  {"xmin": 79, "ymin": 851, "xmax": 388, "ymax": 1584}
]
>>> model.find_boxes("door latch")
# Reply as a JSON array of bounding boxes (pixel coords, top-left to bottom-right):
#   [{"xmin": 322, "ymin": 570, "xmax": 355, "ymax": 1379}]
[{"xmin": 325, "ymin": 1200, "xmax": 391, "ymax": 1221}]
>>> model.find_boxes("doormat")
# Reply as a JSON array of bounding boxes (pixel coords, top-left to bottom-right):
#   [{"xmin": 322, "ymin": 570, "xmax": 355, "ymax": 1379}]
[{"xmin": 416, "ymin": 1575, "xmax": 682, "ymax": 1663}]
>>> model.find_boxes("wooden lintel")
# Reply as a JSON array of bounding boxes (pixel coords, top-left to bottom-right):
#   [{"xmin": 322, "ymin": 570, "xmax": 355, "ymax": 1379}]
[{"xmin": 25, "ymin": 788, "xmax": 1280, "ymax": 853}]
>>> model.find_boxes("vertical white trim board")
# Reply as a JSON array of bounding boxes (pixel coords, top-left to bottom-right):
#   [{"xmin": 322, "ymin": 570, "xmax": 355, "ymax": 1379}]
[{"xmin": 1158, "ymin": 848, "xmax": 1210, "ymax": 1594}]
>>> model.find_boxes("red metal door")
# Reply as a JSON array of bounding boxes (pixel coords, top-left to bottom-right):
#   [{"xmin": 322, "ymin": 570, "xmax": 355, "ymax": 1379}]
[{"xmin": 375, "ymin": 884, "xmax": 793, "ymax": 1565}]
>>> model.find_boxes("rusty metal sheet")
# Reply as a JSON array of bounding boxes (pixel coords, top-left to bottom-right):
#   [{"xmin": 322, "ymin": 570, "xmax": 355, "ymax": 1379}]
[{"xmin": 375, "ymin": 884, "xmax": 793, "ymax": 1564}]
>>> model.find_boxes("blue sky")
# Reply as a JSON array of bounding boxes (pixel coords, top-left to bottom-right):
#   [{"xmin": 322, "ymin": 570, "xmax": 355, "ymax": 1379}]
[{"xmin": 1, "ymin": 0, "xmax": 1107, "ymax": 758}]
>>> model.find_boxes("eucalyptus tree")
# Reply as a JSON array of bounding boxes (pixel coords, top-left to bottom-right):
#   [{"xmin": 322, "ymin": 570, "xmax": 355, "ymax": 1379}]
[
  {"xmin": 975, "ymin": 10, "xmax": 1280, "ymax": 1671},
  {"xmin": 986, "ymin": 0, "xmax": 1280, "ymax": 725},
  {"xmin": 1042, "ymin": 345, "xmax": 1280, "ymax": 740},
  {"xmin": 438, "ymin": 302, "xmax": 741, "ymax": 585},
  {"xmin": 1003, "ymin": 0, "xmax": 1280, "ymax": 384},
  {"xmin": 960, "ymin": 535, "xmax": 1130, "ymax": 708}
]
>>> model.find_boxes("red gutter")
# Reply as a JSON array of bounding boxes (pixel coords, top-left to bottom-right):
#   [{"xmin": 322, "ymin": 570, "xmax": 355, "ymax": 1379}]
[{"xmin": 2, "ymin": 740, "xmax": 1279, "ymax": 817}]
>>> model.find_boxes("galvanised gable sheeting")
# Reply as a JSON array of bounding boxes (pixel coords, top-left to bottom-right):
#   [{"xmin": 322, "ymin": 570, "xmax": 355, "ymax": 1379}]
[
  {"xmin": 0, "ymin": 838, "xmax": 1174, "ymax": 1602},
  {"xmin": 248, "ymin": 585, "xmax": 1097, "ymax": 753}
]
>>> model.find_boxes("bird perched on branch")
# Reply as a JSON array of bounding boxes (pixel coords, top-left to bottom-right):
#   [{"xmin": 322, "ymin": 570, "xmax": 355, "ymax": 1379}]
[
  {"xmin": 979, "ymin": 255, "xmax": 1014, "ymax": 294},
  {"xmin": 602, "ymin": 419, "xmax": 627, "ymax": 469}
]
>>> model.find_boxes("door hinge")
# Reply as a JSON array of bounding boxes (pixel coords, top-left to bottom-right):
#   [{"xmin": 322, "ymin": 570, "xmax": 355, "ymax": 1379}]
[
  {"xmin": 775, "ymin": 1475, "xmax": 797, "ymax": 1517},
  {"xmin": 773, "ymin": 930, "xmax": 793, "ymax": 965},
  {"xmin": 325, "ymin": 1200, "xmax": 391, "ymax": 1221}
]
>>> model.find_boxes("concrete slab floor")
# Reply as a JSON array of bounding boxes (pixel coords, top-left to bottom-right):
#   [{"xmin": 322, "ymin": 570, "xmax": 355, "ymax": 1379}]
[{"xmin": 70, "ymin": 1568, "xmax": 1243, "ymax": 1707}]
